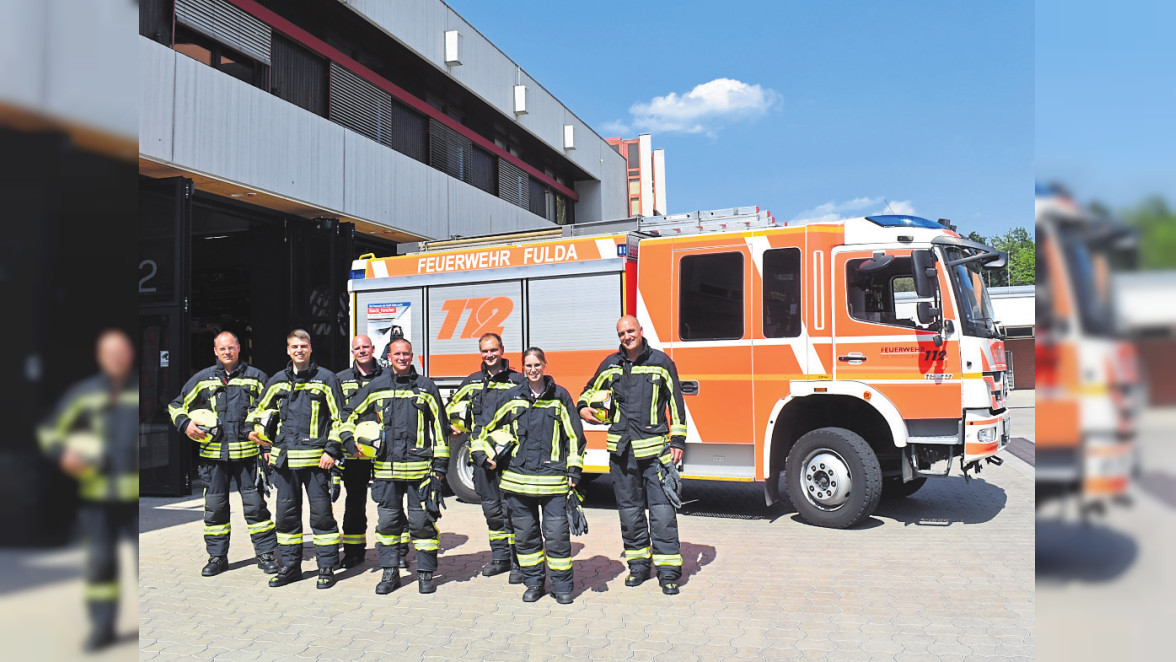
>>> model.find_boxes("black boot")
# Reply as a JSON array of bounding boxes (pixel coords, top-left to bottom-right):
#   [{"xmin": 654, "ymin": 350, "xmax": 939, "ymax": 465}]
[
  {"xmin": 659, "ymin": 577, "xmax": 680, "ymax": 595},
  {"xmin": 398, "ymin": 543, "xmax": 411, "ymax": 569},
  {"xmin": 522, "ymin": 584, "xmax": 545, "ymax": 602},
  {"xmin": 375, "ymin": 567, "xmax": 401, "ymax": 594},
  {"xmin": 417, "ymin": 571, "xmax": 436, "ymax": 594},
  {"xmin": 553, "ymin": 591, "xmax": 574, "ymax": 605},
  {"xmin": 508, "ymin": 559, "xmax": 524, "ymax": 585},
  {"xmin": 340, "ymin": 547, "xmax": 365, "ymax": 570},
  {"xmin": 268, "ymin": 565, "xmax": 301, "ymax": 587},
  {"xmin": 256, "ymin": 552, "xmax": 279, "ymax": 575},
  {"xmin": 481, "ymin": 559, "xmax": 511, "ymax": 577},
  {"xmin": 82, "ymin": 627, "xmax": 116, "ymax": 653},
  {"xmin": 316, "ymin": 567, "xmax": 336, "ymax": 589},
  {"xmin": 201, "ymin": 556, "xmax": 228, "ymax": 577},
  {"xmin": 624, "ymin": 567, "xmax": 649, "ymax": 587}
]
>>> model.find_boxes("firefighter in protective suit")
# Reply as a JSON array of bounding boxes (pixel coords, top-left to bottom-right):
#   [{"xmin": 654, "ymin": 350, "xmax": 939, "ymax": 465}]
[
  {"xmin": 38, "ymin": 330, "xmax": 139, "ymax": 652},
  {"xmin": 339, "ymin": 338, "xmax": 448, "ymax": 595},
  {"xmin": 476, "ymin": 347, "xmax": 586, "ymax": 604},
  {"xmin": 247, "ymin": 330, "xmax": 346, "ymax": 589},
  {"xmin": 446, "ymin": 332, "xmax": 525, "ymax": 581},
  {"xmin": 168, "ymin": 331, "xmax": 277, "ymax": 577},
  {"xmin": 335, "ymin": 334, "xmax": 383, "ymax": 570},
  {"xmin": 579, "ymin": 316, "xmax": 687, "ymax": 595}
]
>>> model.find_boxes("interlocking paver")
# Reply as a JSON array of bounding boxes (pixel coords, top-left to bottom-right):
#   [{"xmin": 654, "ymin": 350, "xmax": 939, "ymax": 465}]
[{"xmin": 139, "ymin": 443, "xmax": 1033, "ymax": 660}]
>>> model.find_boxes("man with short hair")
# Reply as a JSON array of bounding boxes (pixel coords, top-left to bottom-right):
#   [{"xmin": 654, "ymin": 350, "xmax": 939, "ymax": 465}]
[
  {"xmin": 579, "ymin": 315, "xmax": 688, "ymax": 595},
  {"xmin": 248, "ymin": 330, "xmax": 346, "ymax": 589},
  {"xmin": 447, "ymin": 333, "xmax": 526, "ymax": 581},
  {"xmin": 168, "ymin": 331, "xmax": 277, "ymax": 577},
  {"xmin": 340, "ymin": 338, "xmax": 448, "ymax": 595},
  {"xmin": 335, "ymin": 334, "xmax": 382, "ymax": 570}
]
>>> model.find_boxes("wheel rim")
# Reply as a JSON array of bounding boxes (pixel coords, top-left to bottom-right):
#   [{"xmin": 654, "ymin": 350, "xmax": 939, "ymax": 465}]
[
  {"xmin": 800, "ymin": 448, "xmax": 853, "ymax": 511},
  {"xmin": 455, "ymin": 439, "xmax": 475, "ymax": 493}
]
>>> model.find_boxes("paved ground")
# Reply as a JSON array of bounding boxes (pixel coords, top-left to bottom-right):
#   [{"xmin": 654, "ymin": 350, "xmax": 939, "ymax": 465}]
[
  {"xmin": 1036, "ymin": 405, "xmax": 1176, "ymax": 661},
  {"xmin": 140, "ymin": 421, "xmax": 1035, "ymax": 661}
]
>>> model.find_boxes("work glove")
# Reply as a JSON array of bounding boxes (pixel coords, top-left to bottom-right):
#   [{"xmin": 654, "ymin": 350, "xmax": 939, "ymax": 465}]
[
  {"xmin": 419, "ymin": 473, "xmax": 447, "ymax": 523},
  {"xmin": 330, "ymin": 460, "xmax": 344, "ymax": 502},
  {"xmin": 566, "ymin": 488, "xmax": 589, "ymax": 536},
  {"xmin": 657, "ymin": 457, "xmax": 683, "ymax": 510},
  {"xmin": 255, "ymin": 459, "xmax": 271, "ymax": 498}
]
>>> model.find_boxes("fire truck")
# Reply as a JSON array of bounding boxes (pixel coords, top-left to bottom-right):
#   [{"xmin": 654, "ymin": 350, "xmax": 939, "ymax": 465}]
[
  {"xmin": 1035, "ymin": 185, "xmax": 1138, "ymax": 512},
  {"xmin": 347, "ymin": 207, "xmax": 1012, "ymax": 528}
]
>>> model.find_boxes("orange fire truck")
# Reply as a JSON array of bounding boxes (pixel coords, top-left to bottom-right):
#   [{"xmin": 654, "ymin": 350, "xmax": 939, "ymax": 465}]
[{"xmin": 348, "ymin": 207, "xmax": 1012, "ymax": 528}]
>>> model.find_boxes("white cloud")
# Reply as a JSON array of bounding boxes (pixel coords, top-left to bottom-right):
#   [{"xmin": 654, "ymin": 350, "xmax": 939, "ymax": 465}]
[
  {"xmin": 791, "ymin": 198, "xmax": 918, "ymax": 223},
  {"xmin": 607, "ymin": 78, "xmax": 780, "ymax": 136}
]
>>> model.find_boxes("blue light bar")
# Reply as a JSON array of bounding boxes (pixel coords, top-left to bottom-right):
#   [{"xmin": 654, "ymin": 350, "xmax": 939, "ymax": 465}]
[{"xmin": 864, "ymin": 215, "xmax": 944, "ymax": 230}]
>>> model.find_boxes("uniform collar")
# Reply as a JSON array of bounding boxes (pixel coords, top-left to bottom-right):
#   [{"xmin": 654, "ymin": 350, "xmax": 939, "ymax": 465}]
[
  {"xmin": 483, "ymin": 358, "xmax": 516, "ymax": 382},
  {"xmin": 618, "ymin": 338, "xmax": 652, "ymax": 364}
]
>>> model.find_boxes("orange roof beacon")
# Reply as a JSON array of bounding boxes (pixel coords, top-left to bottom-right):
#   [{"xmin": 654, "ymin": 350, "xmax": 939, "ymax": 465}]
[{"xmin": 348, "ymin": 207, "xmax": 1013, "ymax": 528}]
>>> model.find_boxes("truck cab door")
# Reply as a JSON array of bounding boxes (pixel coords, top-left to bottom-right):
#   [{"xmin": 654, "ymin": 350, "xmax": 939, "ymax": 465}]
[
  {"xmin": 831, "ymin": 246, "xmax": 961, "ymax": 419},
  {"xmin": 666, "ymin": 241, "xmax": 755, "ymax": 448}
]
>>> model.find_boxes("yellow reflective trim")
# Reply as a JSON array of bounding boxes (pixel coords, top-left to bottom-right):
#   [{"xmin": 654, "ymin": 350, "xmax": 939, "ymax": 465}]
[
  {"xmin": 309, "ymin": 402, "xmax": 320, "ymax": 438},
  {"xmin": 375, "ymin": 533, "xmax": 399, "ymax": 546},
  {"xmin": 312, "ymin": 533, "xmax": 340, "ymax": 546},
  {"xmin": 546, "ymin": 556, "xmax": 573, "ymax": 571},
  {"xmin": 248, "ymin": 520, "xmax": 275, "ymax": 535},
  {"xmin": 517, "ymin": 550, "xmax": 545, "ymax": 567},
  {"xmin": 399, "ymin": 532, "xmax": 411, "ymax": 544},
  {"xmin": 341, "ymin": 534, "xmax": 366, "ymax": 545},
  {"xmin": 652, "ymin": 554, "xmax": 683, "ymax": 567},
  {"xmin": 624, "ymin": 547, "xmax": 651, "ymax": 560},
  {"xmin": 277, "ymin": 532, "xmax": 303, "ymax": 545},
  {"xmin": 84, "ymin": 581, "xmax": 120, "ymax": 601},
  {"xmin": 203, "ymin": 523, "xmax": 231, "ymax": 536},
  {"xmin": 412, "ymin": 538, "xmax": 439, "ymax": 551},
  {"xmin": 488, "ymin": 530, "xmax": 511, "ymax": 541}
]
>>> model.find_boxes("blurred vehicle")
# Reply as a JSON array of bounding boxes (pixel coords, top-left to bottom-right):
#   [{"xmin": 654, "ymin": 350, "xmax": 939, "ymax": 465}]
[{"xmin": 1035, "ymin": 183, "xmax": 1139, "ymax": 512}]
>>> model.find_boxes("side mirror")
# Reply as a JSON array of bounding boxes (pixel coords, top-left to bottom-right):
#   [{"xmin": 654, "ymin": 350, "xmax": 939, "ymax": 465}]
[
  {"xmin": 917, "ymin": 302, "xmax": 941, "ymax": 325},
  {"xmin": 858, "ymin": 250, "xmax": 894, "ymax": 273},
  {"xmin": 912, "ymin": 249, "xmax": 937, "ymax": 297}
]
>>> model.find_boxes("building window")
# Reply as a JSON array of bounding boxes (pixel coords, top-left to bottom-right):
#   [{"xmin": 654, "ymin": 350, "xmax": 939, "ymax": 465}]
[
  {"xmin": 272, "ymin": 34, "xmax": 327, "ymax": 117},
  {"xmin": 627, "ymin": 144, "xmax": 641, "ymax": 170},
  {"xmin": 679, "ymin": 252, "xmax": 744, "ymax": 340},
  {"xmin": 628, "ymin": 179, "xmax": 640, "ymax": 196},
  {"xmin": 629, "ymin": 199, "xmax": 641, "ymax": 216},
  {"xmin": 763, "ymin": 248, "xmax": 802, "ymax": 338},
  {"xmin": 174, "ymin": 25, "xmax": 267, "ymax": 89}
]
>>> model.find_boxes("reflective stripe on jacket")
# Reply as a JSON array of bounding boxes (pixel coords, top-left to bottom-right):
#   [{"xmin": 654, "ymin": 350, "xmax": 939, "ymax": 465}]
[
  {"xmin": 339, "ymin": 366, "xmax": 448, "ymax": 481},
  {"xmin": 578, "ymin": 339, "xmax": 687, "ymax": 459},
  {"xmin": 168, "ymin": 363, "xmax": 268, "ymax": 460},
  {"xmin": 247, "ymin": 362, "xmax": 344, "ymax": 469},
  {"xmin": 476, "ymin": 376, "xmax": 586, "ymax": 496},
  {"xmin": 447, "ymin": 359, "xmax": 525, "ymax": 466}
]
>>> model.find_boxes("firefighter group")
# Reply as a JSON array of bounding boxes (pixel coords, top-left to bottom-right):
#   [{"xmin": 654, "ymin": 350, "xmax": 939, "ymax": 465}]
[{"xmin": 167, "ymin": 315, "xmax": 688, "ymax": 606}]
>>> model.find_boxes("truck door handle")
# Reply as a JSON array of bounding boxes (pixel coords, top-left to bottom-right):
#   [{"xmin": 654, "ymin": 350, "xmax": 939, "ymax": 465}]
[
  {"xmin": 838, "ymin": 353, "xmax": 867, "ymax": 363},
  {"xmin": 680, "ymin": 380, "xmax": 699, "ymax": 395}
]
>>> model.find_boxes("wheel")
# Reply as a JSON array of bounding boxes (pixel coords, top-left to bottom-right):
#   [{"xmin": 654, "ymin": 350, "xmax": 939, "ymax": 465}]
[
  {"xmin": 882, "ymin": 476, "xmax": 927, "ymax": 500},
  {"xmin": 446, "ymin": 435, "xmax": 480, "ymax": 503},
  {"xmin": 784, "ymin": 427, "xmax": 882, "ymax": 528}
]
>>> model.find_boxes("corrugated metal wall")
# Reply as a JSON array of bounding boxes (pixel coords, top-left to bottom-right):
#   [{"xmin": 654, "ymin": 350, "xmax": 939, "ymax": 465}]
[
  {"xmin": 329, "ymin": 62, "xmax": 392, "ymax": 143},
  {"xmin": 272, "ymin": 34, "xmax": 327, "ymax": 117}
]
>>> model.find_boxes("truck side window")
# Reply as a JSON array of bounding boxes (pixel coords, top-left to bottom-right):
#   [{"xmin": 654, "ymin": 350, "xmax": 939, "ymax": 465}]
[
  {"xmin": 680, "ymin": 252, "xmax": 744, "ymax": 340},
  {"xmin": 846, "ymin": 256, "xmax": 925, "ymax": 329},
  {"xmin": 763, "ymin": 248, "xmax": 801, "ymax": 338}
]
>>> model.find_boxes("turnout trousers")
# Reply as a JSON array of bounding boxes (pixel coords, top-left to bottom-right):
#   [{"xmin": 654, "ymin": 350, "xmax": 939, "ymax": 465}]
[
  {"xmin": 372, "ymin": 479, "xmax": 438, "ymax": 572},
  {"xmin": 80, "ymin": 502, "xmax": 137, "ymax": 635},
  {"xmin": 474, "ymin": 461, "xmax": 515, "ymax": 563},
  {"xmin": 271, "ymin": 466, "xmax": 340, "ymax": 570},
  {"xmin": 341, "ymin": 458, "xmax": 372, "ymax": 555},
  {"xmin": 610, "ymin": 446, "xmax": 683, "ymax": 580},
  {"xmin": 198, "ymin": 457, "xmax": 277, "ymax": 557},
  {"xmin": 505, "ymin": 492, "xmax": 572, "ymax": 593}
]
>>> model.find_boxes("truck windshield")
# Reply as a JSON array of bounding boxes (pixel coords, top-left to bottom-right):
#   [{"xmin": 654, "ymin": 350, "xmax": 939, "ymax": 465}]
[
  {"xmin": 943, "ymin": 247, "xmax": 1000, "ymax": 338},
  {"xmin": 1061, "ymin": 236, "xmax": 1116, "ymax": 337}
]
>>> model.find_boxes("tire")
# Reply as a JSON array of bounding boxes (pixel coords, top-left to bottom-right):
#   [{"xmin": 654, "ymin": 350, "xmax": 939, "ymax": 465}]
[
  {"xmin": 446, "ymin": 435, "xmax": 480, "ymax": 503},
  {"xmin": 882, "ymin": 476, "xmax": 927, "ymax": 500},
  {"xmin": 784, "ymin": 427, "xmax": 882, "ymax": 529}
]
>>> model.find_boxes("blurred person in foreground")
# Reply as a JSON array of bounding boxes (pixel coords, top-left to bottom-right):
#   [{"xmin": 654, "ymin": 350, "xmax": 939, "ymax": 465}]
[
  {"xmin": 168, "ymin": 331, "xmax": 277, "ymax": 577},
  {"xmin": 37, "ymin": 329, "xmax": 139, "ymax": 652}
]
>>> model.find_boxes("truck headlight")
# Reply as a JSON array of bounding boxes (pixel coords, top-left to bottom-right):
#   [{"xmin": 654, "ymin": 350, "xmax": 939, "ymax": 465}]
[{"xmin": 978, "ymin": 427, "xmax": 996, "ymax": 443}]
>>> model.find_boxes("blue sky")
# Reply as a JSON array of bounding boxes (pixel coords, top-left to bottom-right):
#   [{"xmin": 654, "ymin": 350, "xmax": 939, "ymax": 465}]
[
  {"xmin": 446, "ymin": 0, "xmax": 1034, "ymax": 237},
  {"xmin": 1036, "ymin": 0, "xmax": 1176, "ymax": 211}
]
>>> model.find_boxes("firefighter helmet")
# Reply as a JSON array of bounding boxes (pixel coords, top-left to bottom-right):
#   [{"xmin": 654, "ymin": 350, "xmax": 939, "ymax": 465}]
[
  {"xmin": 189, "ymin": 408, "xmax": 218, "ymax": 441},
  {"xmin": 585, "ymin": 390, "xmax": 614, "ymax": 423},
  {"xmin": 447, "ymin": 400, "xmax": 470, "ymax": 434},
  {"xmin": 353, "ymin": 420, "xmax": 382, "ymax": 459}
]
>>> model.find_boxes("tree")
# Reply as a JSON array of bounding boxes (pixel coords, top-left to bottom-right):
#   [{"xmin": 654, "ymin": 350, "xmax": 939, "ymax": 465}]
[
  {"xmin": 963, "ymin": 227, "xmax": 1035, "ymax": 286},
  {"xmin": 1123, "ymin": 196, "xmax": 1176, "ymax": 270}
]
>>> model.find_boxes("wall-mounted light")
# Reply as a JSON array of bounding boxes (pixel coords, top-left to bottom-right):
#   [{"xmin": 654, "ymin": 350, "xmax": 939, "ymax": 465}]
[
  {"xmin": 514, "ymin": 85, "xmax": 527, "ymax": 115},
  {"xmin": 563, "ymin": 124, "xmax": 575, "ymax": 150},
  {"xmin": 444, "ymin": 30, "xmax": 462, "ymax": 66}
]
